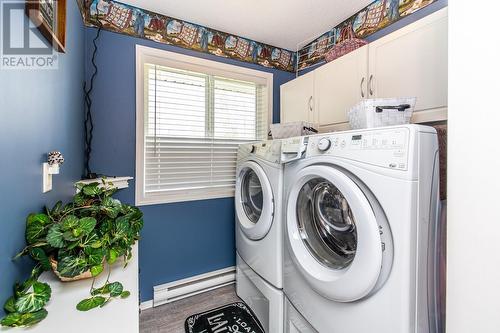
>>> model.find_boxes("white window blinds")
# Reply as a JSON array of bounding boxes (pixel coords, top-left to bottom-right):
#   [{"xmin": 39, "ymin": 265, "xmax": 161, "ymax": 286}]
[{"xmin": 140, "ymin": 62, "xmax": 269, "ymax": 204}]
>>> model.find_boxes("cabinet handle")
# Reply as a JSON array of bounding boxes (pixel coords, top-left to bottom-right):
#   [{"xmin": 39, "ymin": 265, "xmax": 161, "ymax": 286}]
[
  {"xmin": 308, "ymin": 96, "xmax": 313, "ymax": 111},
  {"xmin": 369, "ymin": 75, "xmax": 374, "ymax": 96},
  {"xmin": 360, "ymin": 77, "xmax": 365, "ymax": 98}
]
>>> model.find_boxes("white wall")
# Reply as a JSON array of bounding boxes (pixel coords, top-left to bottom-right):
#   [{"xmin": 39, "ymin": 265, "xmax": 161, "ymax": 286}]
[{"xmin": 447, "ymin": 1, "xmax": 500, "ymax": 332}]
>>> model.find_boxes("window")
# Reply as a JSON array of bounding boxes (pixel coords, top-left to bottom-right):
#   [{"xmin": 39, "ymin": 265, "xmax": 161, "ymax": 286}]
[{"xmin": 136, "ymin": 46, "xmax": 272, "ymax": 205}]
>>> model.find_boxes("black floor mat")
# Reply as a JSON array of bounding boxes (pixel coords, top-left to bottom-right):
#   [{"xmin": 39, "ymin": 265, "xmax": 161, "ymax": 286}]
[{"xmin": 185, "ymin": 302, "xmax": 265, "ymax": 333}]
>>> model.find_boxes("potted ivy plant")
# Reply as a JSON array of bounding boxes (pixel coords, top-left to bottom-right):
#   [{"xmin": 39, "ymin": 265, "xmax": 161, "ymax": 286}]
[{"xmin": 1, "ymin": 180, "xmax": 143, "ymax": 327}]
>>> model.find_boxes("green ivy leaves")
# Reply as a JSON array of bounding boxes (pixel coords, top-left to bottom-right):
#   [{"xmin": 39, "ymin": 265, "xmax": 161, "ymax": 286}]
[
  {"xmin": 85, "ymin": 246, "xmax": 104, "ymax": 265},
  {"xmin": 46, "ymin": 224, "xmax": 65, "ymax": 248},
  {"xmin": 91, "ymin": 284, "xmax": 110, "ymax": 296},
  {"xmin": 4, "ymin": 297, "xmax": 16, "ymax": 313},
  {"xmin": 120, "ymin": 291, "xmax": 131, "ymax": 299},
  {"xmin": 108, "ymin": 282, "xmax": 124, "ymax": 297},
  {"xmin": 76, "ymin": 296, "xmax": 106, "ymax": 311},
  {"xmin": 61, "ymin": 215, "xmax": 79, "ymax": 230},
  {"xmin": 90, "ymin": 265, "xmax": 104, "ymax": 277},
  {"xmin": 2, "ymin": 180, "xmax": 143, "ymax": 327},
  {"xmin": 14, "ymin": 282, "xmax": 51, "ymax": 314},
  {"xmin": 46, "ymin": 216, "xmax": 98, "ymax": 254},
  {"xmin": 57, "ymin": 255, "xmax": 87, "ymax": 278},
  {"xmin": 86, "ymin": 247, "xmax": 105, "ymax": 277},
  {"xmin": 25, "ymin": 213, "xmax": 51, "ymax": 244},
  {"xmin": 101, "ymin": 197, "xmax": 122, "ymax": 219},
  {"xmin": 0, "ymin": 271, "xmax": 51, "ymax": 328},
  {"xmin": 79, "ymin": 217, "xmax": 97, "ymax": 235},
  {"xmin": 107, "ymin": 248, "xmax": 119, "ymax": 264},
  {"xmin": 81, "ymin": 281, "xmax": 130, "ymax": 311},
  {"xmin": 90, "ymin": 281, "xmax": 122, "ymax": 297},
  {"xmin": 82, "ymin": 183, "xmax": 101, "ymax": 196},
  {"xmin": 76, "ymin": 283, "xmax": 126, "ymax": 311},
  {"xmin": 29, "ymin": 248, "xmax": 51, "ymax": 271},
  {"xmin": 0, "ymin": 309, "xmax": 48, "ymax": 327}
]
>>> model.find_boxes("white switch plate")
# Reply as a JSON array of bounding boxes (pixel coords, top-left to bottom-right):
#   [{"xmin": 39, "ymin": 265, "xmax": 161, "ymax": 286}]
[{"xmin": 43, "ymin": 163, "xmax": 52, "ymax": 193}]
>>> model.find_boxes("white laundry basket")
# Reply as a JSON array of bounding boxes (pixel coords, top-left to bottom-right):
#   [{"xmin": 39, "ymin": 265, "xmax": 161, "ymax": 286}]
[
  {"xmin": 269, "ymin": 121, "xmax": 317, "ymax": 139},
  {"xmin": 348, "ymin": 98, "xmax": 417, "ymax": 129}
]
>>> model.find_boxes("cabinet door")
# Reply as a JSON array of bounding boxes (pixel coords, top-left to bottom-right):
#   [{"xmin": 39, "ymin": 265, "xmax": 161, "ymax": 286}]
[
  {"xmin": 280, "ymin": 71, "xmax": 314, "ymax": 123},
  {"xmin": 368, "ymin": 8, "xmax": 448, "ymax": 123},
  {"xmin": 315, "ymin": 45, "xmax": 368, "ymax": 128}
]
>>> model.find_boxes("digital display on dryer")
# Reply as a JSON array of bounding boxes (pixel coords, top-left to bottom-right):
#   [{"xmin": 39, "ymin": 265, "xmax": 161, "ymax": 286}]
[{"xmin": 352, "ymin": 135, "xmax": 362, "ymax": 141}]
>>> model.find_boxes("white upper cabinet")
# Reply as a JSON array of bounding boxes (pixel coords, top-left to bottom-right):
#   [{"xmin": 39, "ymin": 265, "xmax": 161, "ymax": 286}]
[
  {"xmin": 314, "ymin": 45, "xmax": 368, "ymax": 127},
  {"xmin": 368, "ymin": 7, "xmax": 448, "ymax": 123},
  {"xmin": 280, "ymin": 7, "xmax": 448, "ymax": 130},
  {"xmin": 280, "ymin": 71, "xmax": 314, "ymax": 123}
]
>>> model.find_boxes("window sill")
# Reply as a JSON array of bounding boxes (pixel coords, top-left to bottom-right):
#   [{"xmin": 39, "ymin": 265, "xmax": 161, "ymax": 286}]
[
  {"xmin": 76, "ymin": 176, "xmax": 133, "ymax": 191},
  {"xmin": 135, "ymin": 189, "xmax": 235, "ymax": 206}
]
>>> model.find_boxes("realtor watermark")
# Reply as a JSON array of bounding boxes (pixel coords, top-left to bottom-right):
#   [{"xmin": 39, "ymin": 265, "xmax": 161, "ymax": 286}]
[{"xmin": 1, "ymin": 1, "xmax": 58, "ymax": 70}]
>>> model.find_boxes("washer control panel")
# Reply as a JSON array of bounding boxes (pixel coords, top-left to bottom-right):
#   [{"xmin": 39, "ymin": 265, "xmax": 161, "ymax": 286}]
[
  {"xmin": 317, "ymin": 137, "xmax": 331, "ymax": 151},
  {"xmin": 306, "ymin": 128, "xmax": 410, "ymax": 170}
]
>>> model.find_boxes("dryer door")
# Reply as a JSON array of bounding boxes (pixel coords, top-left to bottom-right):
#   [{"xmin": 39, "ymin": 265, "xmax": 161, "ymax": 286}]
[
  {"xmin": 286, "ymin": 165, "xmax": 383, "ymax": 302},
  {"xmin": 236, "ymin": 161, "xmax": 274, "ymax": 240}
]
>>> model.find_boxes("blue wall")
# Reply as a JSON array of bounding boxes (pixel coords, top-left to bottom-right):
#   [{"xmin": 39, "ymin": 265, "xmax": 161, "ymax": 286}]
[
  {"xmin": 84, "ymin": 29, "xmax": 295, "ymax": 301},
  {"xmin": 0, "ymin": 0, "xmax": 85, "ymax": 315}
]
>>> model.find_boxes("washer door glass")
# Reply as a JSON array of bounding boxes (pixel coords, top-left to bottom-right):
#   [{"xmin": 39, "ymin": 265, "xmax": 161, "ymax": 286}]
[
  {"xmin": 296, "ymin": 178, "xmax": 357, "ymax": 269},
  {"xmin": 241, "ymin": 169, "xmax": 264, "ymax": 223},
  {"xmin": 286, "ymin": 165, "xmax": 385, "ymax": 302}
]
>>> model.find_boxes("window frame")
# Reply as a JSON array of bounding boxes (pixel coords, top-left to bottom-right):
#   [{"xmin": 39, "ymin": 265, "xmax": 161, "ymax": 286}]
[{"xmin": 135, "ymin": 45, "xmax": 273, "ymax": 206}]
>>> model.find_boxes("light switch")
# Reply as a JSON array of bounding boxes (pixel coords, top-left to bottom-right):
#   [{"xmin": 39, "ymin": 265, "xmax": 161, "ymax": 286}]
[
  {"xmin": 42, "ymin": 151, "xmax": 64, "ymax": 193},
  {"xmin": 43, "ymin": 163, "xmax": 52, "ymax": 193}
]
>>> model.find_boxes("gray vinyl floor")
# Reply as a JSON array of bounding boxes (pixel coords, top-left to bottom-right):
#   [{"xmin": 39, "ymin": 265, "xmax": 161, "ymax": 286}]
[{"xmin": 140, "ymin": 284, "xmax": 241, "ymax": 332}]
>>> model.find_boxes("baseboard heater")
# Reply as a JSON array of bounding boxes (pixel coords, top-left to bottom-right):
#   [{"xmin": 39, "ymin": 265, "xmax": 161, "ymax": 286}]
[{"xmin": 153, "ymin": 266, "xmax": 236, "ymax": 307}]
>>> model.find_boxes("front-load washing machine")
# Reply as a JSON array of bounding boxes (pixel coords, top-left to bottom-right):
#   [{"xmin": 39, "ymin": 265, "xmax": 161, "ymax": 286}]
[
  {"xmin": 282, "ymin": 125, "xmax": 443, "ymax": 333},
  {"xmin": 284, "ymin": 298, "xmax": 317, "ymax": 333},
  {"xmin": 235, "ymin": 140, "xmax": 284, "ymax": 333}
]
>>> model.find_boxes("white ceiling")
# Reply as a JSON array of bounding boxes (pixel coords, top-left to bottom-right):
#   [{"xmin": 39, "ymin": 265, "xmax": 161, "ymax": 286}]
[{"xmin": 122, "ymin": 0, "xmax": 373, "ymax": 50}]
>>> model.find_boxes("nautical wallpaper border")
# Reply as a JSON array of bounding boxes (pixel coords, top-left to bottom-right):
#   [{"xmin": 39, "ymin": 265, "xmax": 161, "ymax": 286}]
[
  {"xmin": 77, "ymin": 0, "xmax": 296, "ymax": 72},
  {"xmin": 298, "ymin": 0, "xmax": 438, "ymax": 70},
  {"xmin": 76, "ymin": 0, "xmax": 440, "ymax": 73}
]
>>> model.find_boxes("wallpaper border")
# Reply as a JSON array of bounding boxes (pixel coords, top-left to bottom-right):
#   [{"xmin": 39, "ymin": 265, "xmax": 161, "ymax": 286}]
[
  {"xmin": 77, "ymin": 0, "xmax": 296, "ymax": 72},
  {"xmin": 298, "ymin": 0, "xmax": 438, "ymax": 70}
]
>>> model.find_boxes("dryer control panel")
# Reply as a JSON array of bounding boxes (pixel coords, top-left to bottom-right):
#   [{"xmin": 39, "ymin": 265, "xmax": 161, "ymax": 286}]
[
  {"xmin": 244, "ymin": 140, "xmax": 281, "ymax": 164},
  {"xmin": 306, "ymin": 127, "xmax": 410, "ymax": 170}
]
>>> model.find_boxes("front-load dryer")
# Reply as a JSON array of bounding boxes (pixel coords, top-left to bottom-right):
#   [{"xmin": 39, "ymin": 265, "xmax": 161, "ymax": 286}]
[
  {"xmin": 235, "ymin": 140, "xmax": 284, "ymax": 333},
  {"xmin": 282, "ymin": 125, "xmax": 443, "ymax": 333}
]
